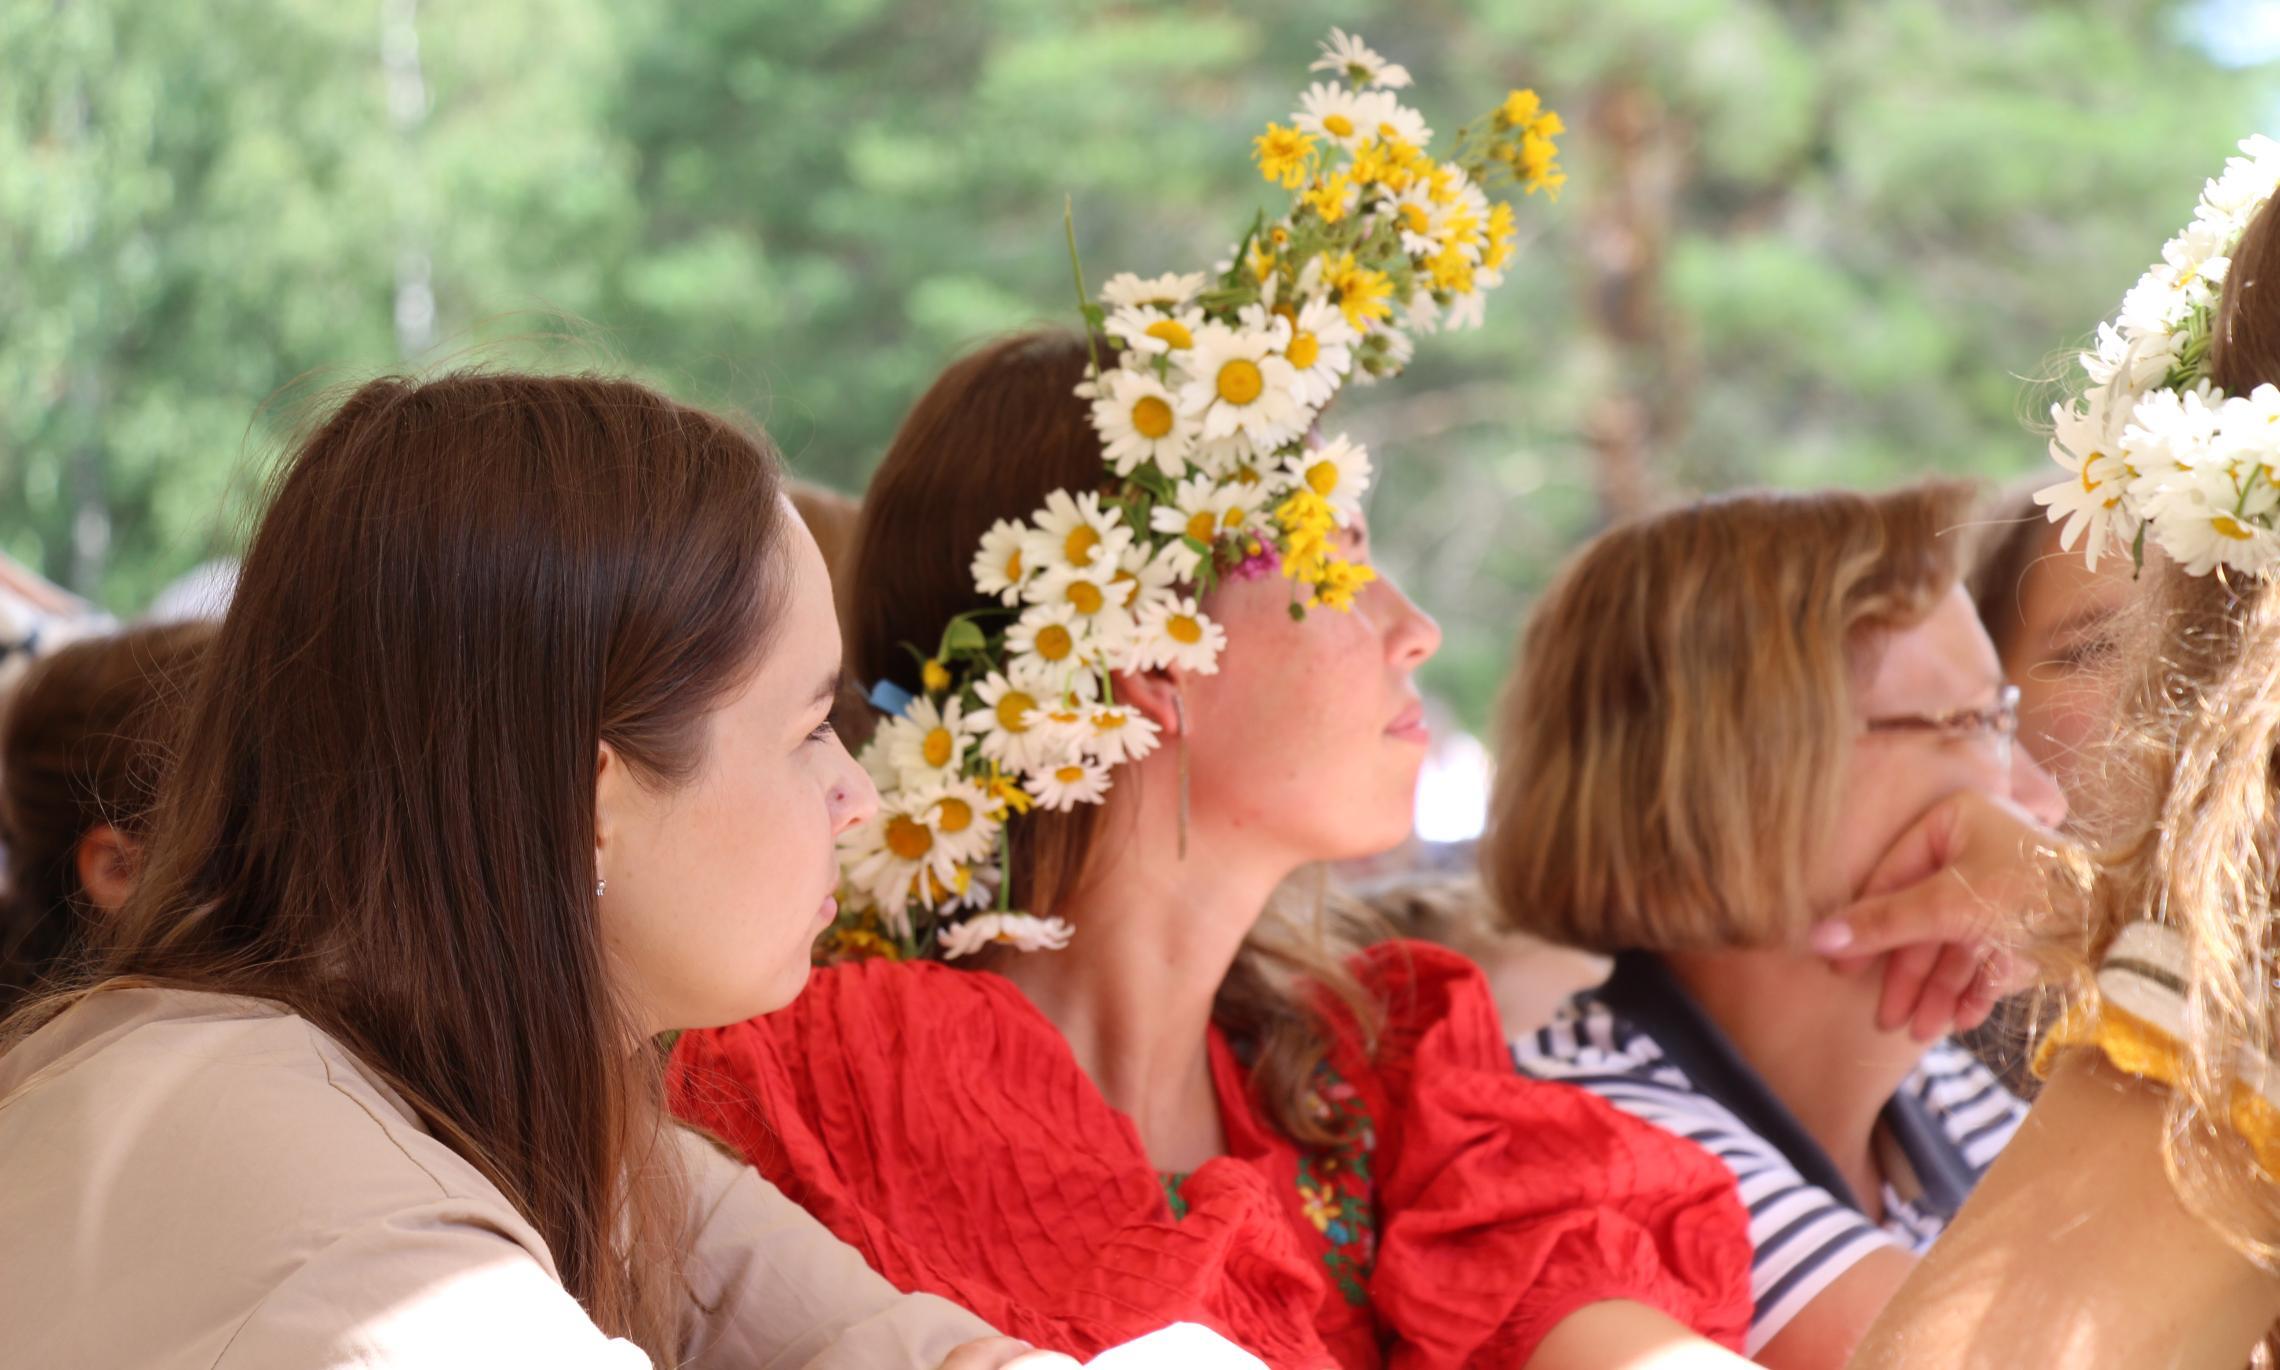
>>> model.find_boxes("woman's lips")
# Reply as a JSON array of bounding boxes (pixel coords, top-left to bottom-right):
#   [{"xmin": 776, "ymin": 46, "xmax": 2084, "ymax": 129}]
[
  {"xmin": 812, "ymin": 894, "xmax": 839, "ymax": 929},
  {"xmin": 1385, "ymin": 699, "xmax": 1429, "ymax": 744}
]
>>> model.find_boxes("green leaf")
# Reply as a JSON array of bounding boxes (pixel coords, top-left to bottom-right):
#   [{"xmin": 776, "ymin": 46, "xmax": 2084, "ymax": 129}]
[{"xmin": 940, "ymin": 618, "xmax": 988, "ymax": 657}]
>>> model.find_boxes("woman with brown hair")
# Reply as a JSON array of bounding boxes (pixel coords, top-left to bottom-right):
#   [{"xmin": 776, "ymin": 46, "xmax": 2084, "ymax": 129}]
[
  {"xmin": 0, "ymin": 620, "xmax": 213, "ymax": 1011},
  {"xmin": 1499, "ymin": 481, "xmax": 2070, "ymax": 1369},
  {"xmin": 672, "ymin": 330, "xmax": 1762, "ymax": 1370},
  {"xmin": 0, "ymin": 373, "xmax": 1054, "ymax": 1369}
]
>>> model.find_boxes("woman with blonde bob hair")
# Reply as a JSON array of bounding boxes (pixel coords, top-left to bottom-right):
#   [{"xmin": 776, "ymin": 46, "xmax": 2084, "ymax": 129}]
[{"xmin": 1500, "ymin": 480, "xmax": 2068, "ymax": 1370}]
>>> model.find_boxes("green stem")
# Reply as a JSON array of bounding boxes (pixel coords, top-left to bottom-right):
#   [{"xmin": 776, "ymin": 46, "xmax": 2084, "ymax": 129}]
[
  {"xmin": 1065, "ymin": 197, "xmax": 1101, "ymax": 375},
  {"xmin": 996, "ymin": 823, "xmax": 1014, "ymax": 912}
]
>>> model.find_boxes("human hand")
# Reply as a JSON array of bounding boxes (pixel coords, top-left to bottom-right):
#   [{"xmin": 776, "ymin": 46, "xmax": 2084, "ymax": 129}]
[{"xmin": 1808, "ymin": 788, "xmax": 2078, "ymax": 1042}]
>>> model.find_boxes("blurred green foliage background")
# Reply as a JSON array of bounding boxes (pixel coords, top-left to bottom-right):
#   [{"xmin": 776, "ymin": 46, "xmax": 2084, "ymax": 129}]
[{"xmin": 3, "ymin": 0, "xmax": 2272, "ymax": 726}]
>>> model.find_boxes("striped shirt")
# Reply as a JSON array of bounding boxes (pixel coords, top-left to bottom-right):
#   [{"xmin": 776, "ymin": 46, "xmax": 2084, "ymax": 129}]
[{"xmin": 1513, "ymin": 953, "xmax": 2026, "ymax": 1355}]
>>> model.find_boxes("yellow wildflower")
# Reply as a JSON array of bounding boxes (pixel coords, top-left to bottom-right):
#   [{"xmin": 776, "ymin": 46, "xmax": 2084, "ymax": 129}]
[
  {"xmin": 1426, "ymin": 243, "xmax": 1475, "ymax": 294},
  {"xmin": 1303, "ymin": 170, "xmax": 1355, "ymax": 224},
  {"xmin": 1254, "ymin": 122, "xmax": 1315, "ymax": 189},
  {"xmin": 1350, "ymin": 136, "xmax": 1426, "ymax": 192},
  {"xmin": 920, "ymin": 658, "xmax": 952, "ymax": 694},
  {"xmin": 1323, "ymin": 252, "xmax": 1394, "ymax": 332},
  {"xmin": 984, "ymin": 762, "xmax": 1035, "ymax": 818},
  {"xmin": 1275, "ymin": 489, "xmax": 1338, "ymax": 584},
  {"xmin": 1309, "ymin": 558, "xmax": 1379, "ymax": 612},
  {"xmin": 1483, "ymin": 201, "xmax": 1518, "ymax": 271}
]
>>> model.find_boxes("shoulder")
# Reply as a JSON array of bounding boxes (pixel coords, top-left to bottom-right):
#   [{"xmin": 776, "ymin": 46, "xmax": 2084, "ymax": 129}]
[
  {"xmin": 0, "ymin": 989, "xmax": 571, "ymax": 1367},
  {"xmin": 2, "ymin": 988, "xmax": 520, "ymax": 1218},
  {"xmin": 1905, "ymin": 1038, "xmax": 2029, "ymax": 1170}
]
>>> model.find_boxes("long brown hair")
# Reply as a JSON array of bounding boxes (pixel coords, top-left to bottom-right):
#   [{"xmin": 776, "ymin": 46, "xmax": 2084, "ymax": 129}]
[
  {"xmin": 850, "ymin": 330, "xmax": 1374, "ymax": 1145},
  {"xmin": 3, "ymin": 372, "xmax": 790, "ymax": 1357},
  {"xmin": 2077, "ymin": 192, "xmax": 2280, "ymax": 1269},
  {"xmin": 0, "ymin": 621, "xmax": 214, "ymax": 1011},
  {"xmin": 1486, "ymin": 481, "xmax": 1978, "ymax": 950}
]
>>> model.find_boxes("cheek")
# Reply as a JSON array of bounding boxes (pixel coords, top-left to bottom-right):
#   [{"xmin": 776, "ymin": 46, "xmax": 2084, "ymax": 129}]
[
  {"xmin": 1185, "ymin": 597, "xmax": 1418, "ymax": 849},
  {"xmin": 650, "ymin": 758, "xmax": 836, "ymax": 1006}
]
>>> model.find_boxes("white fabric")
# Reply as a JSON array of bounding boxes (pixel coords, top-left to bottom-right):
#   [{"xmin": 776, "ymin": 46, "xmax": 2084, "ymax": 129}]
[
  {"xmin": 1085, "ymin": 1323, "xmax": 1270, "ymax": 1368},
  {"xmin": 2098, "ymin": 918, "xmax": 2280, "ymax": 1110}
]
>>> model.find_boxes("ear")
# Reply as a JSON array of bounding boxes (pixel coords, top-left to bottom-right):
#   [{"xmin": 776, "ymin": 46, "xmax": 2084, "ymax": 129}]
[
  {"xmin": 73, "ymin": 824, "xmax": 141, "ymax": 916},
  {"xmin": 594, "ymin": 741, "xmax": 632, "ymax": 882},
  {"xmin": 1111, "ymin": 666, "xmax": 1189, "ymax": 735}
]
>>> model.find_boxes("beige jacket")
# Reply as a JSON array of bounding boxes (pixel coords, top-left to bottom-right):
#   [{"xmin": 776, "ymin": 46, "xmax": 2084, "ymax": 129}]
[{"xmin": 0, "ymin": 988, "xmax": 994, "ymax": 1368}]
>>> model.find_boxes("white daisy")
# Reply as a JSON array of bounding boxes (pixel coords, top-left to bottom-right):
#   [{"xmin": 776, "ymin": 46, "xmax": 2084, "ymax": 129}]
[
  {"xmin": 1243, "ymin": 298, "xmax": 1357, "ymax": 408},
  {"xmin": 1079, "ymin": 704, "xmax": 1162, "ymax": 767},
  {"xmin": 839, "ymin": 795, "xmax": 965, "ymax": 930},
  {"xmin": 1135, "ymin": 595, "xmax": 1228, "ymax": 674},
  {"xmin": 1178, "ymin": 321, "xmax": 1309, "ymax": 450},
  {"xmin": 938, "ymin": 912, "xmax": 1075, "ymax": 960},
  {"xmin": 1105, "ymin": 303, "xmax": 1206, "ymax": 362},
  {"xmin": 1310, "ymin": 27, "xmax": 1411, "ymax": 90},
  {"xmin": 1293, "ymin": 81, "xmax": 1374, "ymax": 150},
  {"xmin": 1090, "ymin": 367, "xmax": 1197, "ymax": 478},
  {"xmin": 856, "ymin": 732, "xmax": 904, "ymax": 795},
  {"xmin": 1441, "ymin": 288, "xmax": 1488, "ymax": 332},
  {"xmin": 1283, "ymin": 434, "xmax": 1374, "ymax": 525},
  {"xmin": 1360, "ymin": 94, "xmax": 1431, "ymax": 151},
  {"xmin": 1148, "ymin": 474, "xmax": 1268, "ymax": 577},
  {"xmin": 971, "ymin": 517, "xmax": 1034, "ymax": 605},
  {"xmin": 1190, "ymin": 432, "xmax": 1266, "ymax": 485},
  {"xmin": 1024, "ymin": 566, "xmax": 1140, "ymax": 662},
  {"xmin": 881, "ymin": 695, "xmax": 971, "ymax": 789},
  {"xmin": 1109, "ymin": 542, "xmax": 1187, "ymax": 631},
  {"xmin": 1025, "ymin": 756, "xmax": 1114, "ymax": 812},
  {"xmin": 1023, "ymin": 489, "xmax": 1133, "ymax": 581},
  {"xmin": 965, "ymin": 667, "xmax": 1063, "ymax": 773},
  {"xmin": 2036, "ymin": 390, "xmax": 2137, "ymax": 569},
  {"xmin": 2142, "ymin": 463, "xmax": 2280, "ymax": 577},
  {"xmin": 1005, "ymin": 601, "xmax": 1093, "ymax": 672},
  {"xmin": 2081, "ymin": 322, "xmax": 2183, "ymax": 394},
  {"xmin": 2119, "ymin": 383, "xmax": 2223, "ymax": 489},
  {"xmin": 910, "ymin": 775, "xmax": 1000, "ymax": 869},
  {"xmin": 1099, "ymin": 271, "xmax": 1207, "ymax": 311}
]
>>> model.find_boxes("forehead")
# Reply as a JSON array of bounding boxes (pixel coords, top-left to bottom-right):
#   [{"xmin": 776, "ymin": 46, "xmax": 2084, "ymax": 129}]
[
  {"xmin": 746, "ymin": 502, "xmax": 840, "ymax": 688},
  {"xmin": 1855, "ymin": 585, "xmax": 2000, "ymax": 713}
]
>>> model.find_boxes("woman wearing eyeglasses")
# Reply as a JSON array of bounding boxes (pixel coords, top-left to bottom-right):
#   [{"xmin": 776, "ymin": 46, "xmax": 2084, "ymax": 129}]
[{"xmin": 1492, "ymin": 482, "xmax": 2068, "ymax": 1370}]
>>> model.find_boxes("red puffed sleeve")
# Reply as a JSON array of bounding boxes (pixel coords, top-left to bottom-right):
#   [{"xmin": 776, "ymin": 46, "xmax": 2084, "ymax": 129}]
[
  {"xmin": 1348, "ymin": 942, "xmax": 1754, "ymax": 1365},
  {"xmin": 670, "ymin": 960, "xmax": 1338, "ymax": 1370}
]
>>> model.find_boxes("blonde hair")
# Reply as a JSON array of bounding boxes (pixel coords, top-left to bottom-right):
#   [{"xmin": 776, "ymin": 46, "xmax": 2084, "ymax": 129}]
[
  {"xmin": 2069, "ymin": 193, "xmax": 2280, "ymax": 1271},
  {"xmin": 1485, "ymin": 481, "xmax": 1979, "ymax": 952}
]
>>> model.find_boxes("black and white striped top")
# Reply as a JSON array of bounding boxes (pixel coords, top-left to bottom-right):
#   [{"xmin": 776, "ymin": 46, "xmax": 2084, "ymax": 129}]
[{"xmin": 1513, "ymin": 954, "xmax": 2026, "ymax": 1355}]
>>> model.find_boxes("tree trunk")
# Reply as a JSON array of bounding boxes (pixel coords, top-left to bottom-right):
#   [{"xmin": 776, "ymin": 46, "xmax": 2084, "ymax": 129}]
[{"xmin": 1578, "ymin": 80, "xmax": 1692, "ymax": 525}]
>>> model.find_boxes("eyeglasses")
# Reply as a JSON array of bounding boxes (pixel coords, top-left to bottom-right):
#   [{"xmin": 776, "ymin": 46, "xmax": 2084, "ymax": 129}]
[{"xmin": 1862, "ymin": 683, "xmax": 2021, "ymax": 769}]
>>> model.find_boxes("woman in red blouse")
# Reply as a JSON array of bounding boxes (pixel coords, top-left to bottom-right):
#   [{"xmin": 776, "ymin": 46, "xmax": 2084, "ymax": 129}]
[{"xmin": 671, "ymin": 332, "xmax": 1756, "ymax": 1369}]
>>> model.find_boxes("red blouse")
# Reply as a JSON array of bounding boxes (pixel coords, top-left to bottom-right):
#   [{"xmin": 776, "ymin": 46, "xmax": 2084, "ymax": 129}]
[{"xmin": 670, "ymin": 941, "xmax": 1751, "ymax": 1368}]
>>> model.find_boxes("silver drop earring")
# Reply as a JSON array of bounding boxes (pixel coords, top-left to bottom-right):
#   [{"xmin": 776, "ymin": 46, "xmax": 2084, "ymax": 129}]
[
  {"xmin": 595, "ymin": 876, "xmax": 607, "ymax": 899},
  {"xmin": 1173, "ymin": 692, "xmax": 1190, "ymax": 861}
]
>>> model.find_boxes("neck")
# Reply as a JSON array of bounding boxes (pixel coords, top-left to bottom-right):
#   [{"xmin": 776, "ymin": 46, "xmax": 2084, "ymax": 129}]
[
  {"xmin": 991, "ymin": 753, "xmax": 1293, "ymax": 1172},
  {"xmin": 1661, "ymin": 946, "xmax": 1929, "ymax": 1220}
]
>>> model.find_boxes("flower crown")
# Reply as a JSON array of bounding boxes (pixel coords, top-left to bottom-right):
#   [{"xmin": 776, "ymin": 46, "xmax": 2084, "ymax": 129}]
[
  {"xmin": 2039, "ymin": 135, "xmax": 2280, "ymax": 577},
  {"xmin": 825, "ymin": 30, "xmax": 1565, "ymax": 962}
]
